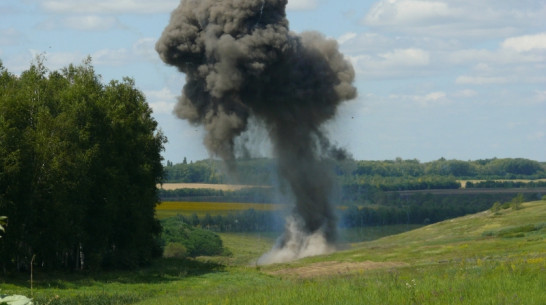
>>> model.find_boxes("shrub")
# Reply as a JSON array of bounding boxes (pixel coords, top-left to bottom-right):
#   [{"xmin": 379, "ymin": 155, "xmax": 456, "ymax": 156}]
[
  {"xmin": 161, "ymin": 217, "xmax": 225, "ymax": 257},
  {"xmin": 163, "ymin": 242, "xmax": 188, "ymax": 259},
  {"xmin": 510, "ymin": 193, "xmax": 525, "ymax": 210},
  {"xmin": 185, "ymin": 228, "xmax": 224, "ymax": 256},
  {"xmin": 490, "ymin": 202, "xmax": 501, "ymax": 212}
]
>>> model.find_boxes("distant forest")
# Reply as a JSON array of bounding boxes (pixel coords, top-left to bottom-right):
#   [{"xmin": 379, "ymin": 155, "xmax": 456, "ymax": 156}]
[
  {"xmin": 163, "ymin": 157, "xmax": 546, "ymax": 186},
  {"xmin": 161, "ymin": 158, "xmax": 546, "ymax": 231}
]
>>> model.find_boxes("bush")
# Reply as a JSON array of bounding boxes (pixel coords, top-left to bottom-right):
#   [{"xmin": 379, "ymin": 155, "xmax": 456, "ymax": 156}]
[
  {"xmin": 161, "ymin": 217, "xmax": 225, "ymax": 257},
  {"xmin": 510, "ymin": 193, "xmax": 525, "ymax": 210},
  {"xmin": 163, "ymin": 242, "xmax": 188, "ymax": 259},
  {"xmin": 490, "ymin": 202, "xmax": 501, "ymax": 212}
]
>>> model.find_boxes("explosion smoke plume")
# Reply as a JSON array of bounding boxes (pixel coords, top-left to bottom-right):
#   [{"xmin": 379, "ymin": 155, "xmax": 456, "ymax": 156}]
[{"xmin": 157, "ymin": 0, "xmax": 357, "ymax": 263}]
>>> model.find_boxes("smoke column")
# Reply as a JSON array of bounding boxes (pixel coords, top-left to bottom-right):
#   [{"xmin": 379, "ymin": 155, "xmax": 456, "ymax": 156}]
[{"xmin": 157, "ymin": 0, "xmax": 357, "ymax": 264}]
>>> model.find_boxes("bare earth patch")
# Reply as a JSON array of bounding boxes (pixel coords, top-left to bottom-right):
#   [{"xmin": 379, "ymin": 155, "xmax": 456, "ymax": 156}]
[{"xmin": 267, "ymin": 261, "xmax": 408, "ymax": 279}]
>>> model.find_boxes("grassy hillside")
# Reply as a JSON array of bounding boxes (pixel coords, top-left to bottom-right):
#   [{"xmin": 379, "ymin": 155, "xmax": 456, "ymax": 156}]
[
  {"xmin": 1, "ymin": 200, "xmax": 544, "ymax": 304},
  {"xmin": 271, "ymin": 199, "xmax": 545, "ymax": 269}
]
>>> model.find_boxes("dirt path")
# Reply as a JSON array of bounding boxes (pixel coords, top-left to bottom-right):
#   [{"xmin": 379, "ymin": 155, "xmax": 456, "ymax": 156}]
[{"xmin": 267, "ymin": 261, "xmax": 408, "ymax": 279}]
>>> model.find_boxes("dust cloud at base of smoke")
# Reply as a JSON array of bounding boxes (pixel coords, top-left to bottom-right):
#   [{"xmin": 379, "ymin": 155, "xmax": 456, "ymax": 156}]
[{"xmin": 257, "ymin": 216, "xmax": 336, "ymax": 265}]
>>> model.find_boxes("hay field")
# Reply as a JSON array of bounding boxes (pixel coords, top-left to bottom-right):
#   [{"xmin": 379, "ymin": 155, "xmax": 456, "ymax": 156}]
[{"xmin": 157, "ymin": 183, "xmax": 269, "ymax": 191}]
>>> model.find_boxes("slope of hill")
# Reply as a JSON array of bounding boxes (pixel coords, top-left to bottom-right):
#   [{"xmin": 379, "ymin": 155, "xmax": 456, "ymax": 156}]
[{"xmin": 264, "ymin": 200, "xmax": 545, "ymax": 275}]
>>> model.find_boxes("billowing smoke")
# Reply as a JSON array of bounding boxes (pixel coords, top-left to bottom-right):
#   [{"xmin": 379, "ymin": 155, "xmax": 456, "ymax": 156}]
[{"xmin": 157, "ymin": 0, "xmax": 357, "ymax": 263}]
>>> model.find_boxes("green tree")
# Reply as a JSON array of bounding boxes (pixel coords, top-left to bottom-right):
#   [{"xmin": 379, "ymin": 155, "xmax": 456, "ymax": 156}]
[
  {"xmin": 0, "ymin": 58, "xmax": 166, "ymax": 271},
  {"xmin": 510, "ymin": 193, "xmax": 525, "ymax": 211},
  {"xmin": 161, "ymin": 217, "xmax": 225, "ymax": 257},
  {"xmin": 163, "ymin": 242, "xmax": 188, "ymax": 259}
]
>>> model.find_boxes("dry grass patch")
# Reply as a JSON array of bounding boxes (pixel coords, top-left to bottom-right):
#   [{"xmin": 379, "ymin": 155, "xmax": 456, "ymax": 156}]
[
  {"xmin": 157, "ymin": 183, "xmax": 269, "ymax": 191},
  {"xmin": 457, "ymin": 179, "xmax": 546, "ymax": 188},
  {"xmin": 267, "ymin": 261, "xmax": 408, "ymax": 279}
]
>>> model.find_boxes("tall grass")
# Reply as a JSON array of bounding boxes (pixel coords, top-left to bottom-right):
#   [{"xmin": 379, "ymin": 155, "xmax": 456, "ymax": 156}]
[
  {"xmin": 2, "ymin": 200, "xmax": 544, "ymax": 305},
  {"xmin": 3, "ymin": 257, "xmax": 544, "ymax": 305},
  {"xmin": 136, "ymin": 258, "xmax": 545, "ymax": 305}
]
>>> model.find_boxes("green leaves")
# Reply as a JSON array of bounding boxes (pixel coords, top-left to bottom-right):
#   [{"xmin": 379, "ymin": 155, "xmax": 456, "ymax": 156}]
[{"xmin": 0, "ymin": 57, "xmax": 166, "ymax": 271}]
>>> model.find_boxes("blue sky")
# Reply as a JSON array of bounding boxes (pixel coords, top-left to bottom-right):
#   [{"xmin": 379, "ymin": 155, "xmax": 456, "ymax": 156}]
[{"xmin": 1, "ymin": 0, "xmax": 545, "ymax": 163}]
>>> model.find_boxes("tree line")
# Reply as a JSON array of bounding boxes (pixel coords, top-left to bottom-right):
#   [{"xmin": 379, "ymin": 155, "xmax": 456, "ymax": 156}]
[
  {"xmin": 164, "ymin": 157, "xmax": 546, "ymax": 186},
  {"xmin": 171, "ymin": 192, "xmax": 540, "ymax": 233},
  {"xmin": 159, "ymin": 187, "xmax": 275, "ymax": 203},
  {"xmin": 168, "ymin": 209, "xmax": 284, "ymax": 233},
  {"xmin": 0, "ymin": 59, "xmax": 166, "ymax": 271},
  {"xmin": 340, "ymin": 192, "xmax": 539, "ymax": 228}
]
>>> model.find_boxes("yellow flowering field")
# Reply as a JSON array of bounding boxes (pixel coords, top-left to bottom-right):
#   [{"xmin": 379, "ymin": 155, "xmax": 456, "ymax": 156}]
[{"xmin": 155, "ymin": 201, "xmax": 287, "ymax": 218}]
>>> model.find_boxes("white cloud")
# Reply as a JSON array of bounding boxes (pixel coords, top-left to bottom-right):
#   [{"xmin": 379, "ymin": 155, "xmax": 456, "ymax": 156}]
[
  {"xmin": 88, "ymin": 38, "xmax": 159, "ymax": 66},
  {"xmin": 389, "ymin": 91, "xmax": 450, "ymax": 107},
  {"xmin": 0, "ymin": 28, "xmax": 24, "ymax": 46},
  {"xmin": 133, "ymin": 38, "xmax": 159, "ymax": 61},
  {"xmin": 287, "ymin": 0, "xmax": 319, "ymax": 11},
  {"xmin": 453, "ymin": 89, "xmax": 478, "ymax": 98},
  {"xmin": 144, "ymin": 87, "xmax": 177, "ymax": 114},
  {"xmin": 63, "ymin": 15, "xmax": 119, "ymax": 31},
  {"xmin": 364, "ymin": 0, "xmax": 454, "ymax": 27},
  {"xmin": 362, "ymin": 0, "xmax": 546, "ymax": 38},
  {"xmin": 502, "ymin": 33, "xmax": 546, "ymax": 52},
  {"xmin": 348, "ymin": 48, "xmax": 430, "ymax": 79},
  {"xmin": 339, "ymin": 32, "xmax": 400, "ymax": 54},
  {"xmin": 29, "ymin": 49, "xmax": 84, "ymax": 71},
  {"xmin": 527, "ymin": 131, "xmax": 545, "ymax": 141},
  {"xmin": 337, "ymin": 32, "xmax": 357, "ymax": 45},
  {"xmin": 532, "ymin": 90, "xmax": 546, "ymax": 103},
  {"xmin": 35, "ymin": 15, "xmax": 121, "ymax": 31},
  {"xmin": 92, "ymin": 48, "xmax": 130, "ymax": 66},
  {"xmin": 380, "ymin": 48, "xmax": 429, "ymax": 66},
  {"xmin": 40, "ymin": 0, "xmax": 178, "ymax": 14},
  {"xmin": 149, "ymin": 101, "xmax": 176, "ymax": 115},
  {"xmin": 445, "ymin": 49, "xmax": 496, "ymax": 65},
  {"xmin": 145, "ymin": 87, "xmax": 177, "ymax": 102},
  {"xmin": 455, "ymin": 76, "xmax": 509, "ymax": 85},
  {"xmin": 416, "ymin": 91, "xmax": 449, "ymax": 107},
  {"xmin": 421, "ymin": 91, "xmax": 446, "ymax": 101}
]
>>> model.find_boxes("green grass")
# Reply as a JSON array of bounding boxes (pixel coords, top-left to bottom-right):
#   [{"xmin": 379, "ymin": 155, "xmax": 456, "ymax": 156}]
[
  {"xmin": 2, "ymin": 200, "xmax": 545, "ymax": 304},
  {"xmin": 138, "ymin": 262, "xmax": 544, "ymax": 305}
]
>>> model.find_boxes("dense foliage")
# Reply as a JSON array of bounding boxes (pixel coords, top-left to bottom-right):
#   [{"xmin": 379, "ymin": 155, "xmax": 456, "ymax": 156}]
[
  {"xmin": 159, "ymin": 187, "xmax": 275, "ymax": 203},
  {"xmin": 163, "ymin": 193, "xmax": 540, "ymax": 232},
  {"xmin": 164, "ymin": 158, "xmax": 274, "ymax": 185},
  {"xmin": 164, "ymin": 157, "xmax": 546, "ymax": 187},
  {"xmin": 340, "ymin": 193, "xmax": 538, "ymax": 227},
  {"xmin": 0, "ymin": 59, "xmax": 166, "ymax": 271},
  {"xmin": 167, "ymin": 209, "xmax": 284, "ymax": 233},
  {"xmin": 161, "ymin": 158, "xmax": 545, "ymax": 231},
  {"xmin": 161, "ymin": 217, "xmax": 226, "ymax": 257}
]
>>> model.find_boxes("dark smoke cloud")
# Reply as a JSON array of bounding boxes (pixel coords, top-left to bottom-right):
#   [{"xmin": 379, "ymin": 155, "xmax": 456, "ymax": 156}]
[{"xmin": 157, "ymin": 0, "xmax": 357, "ymax": 262}]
